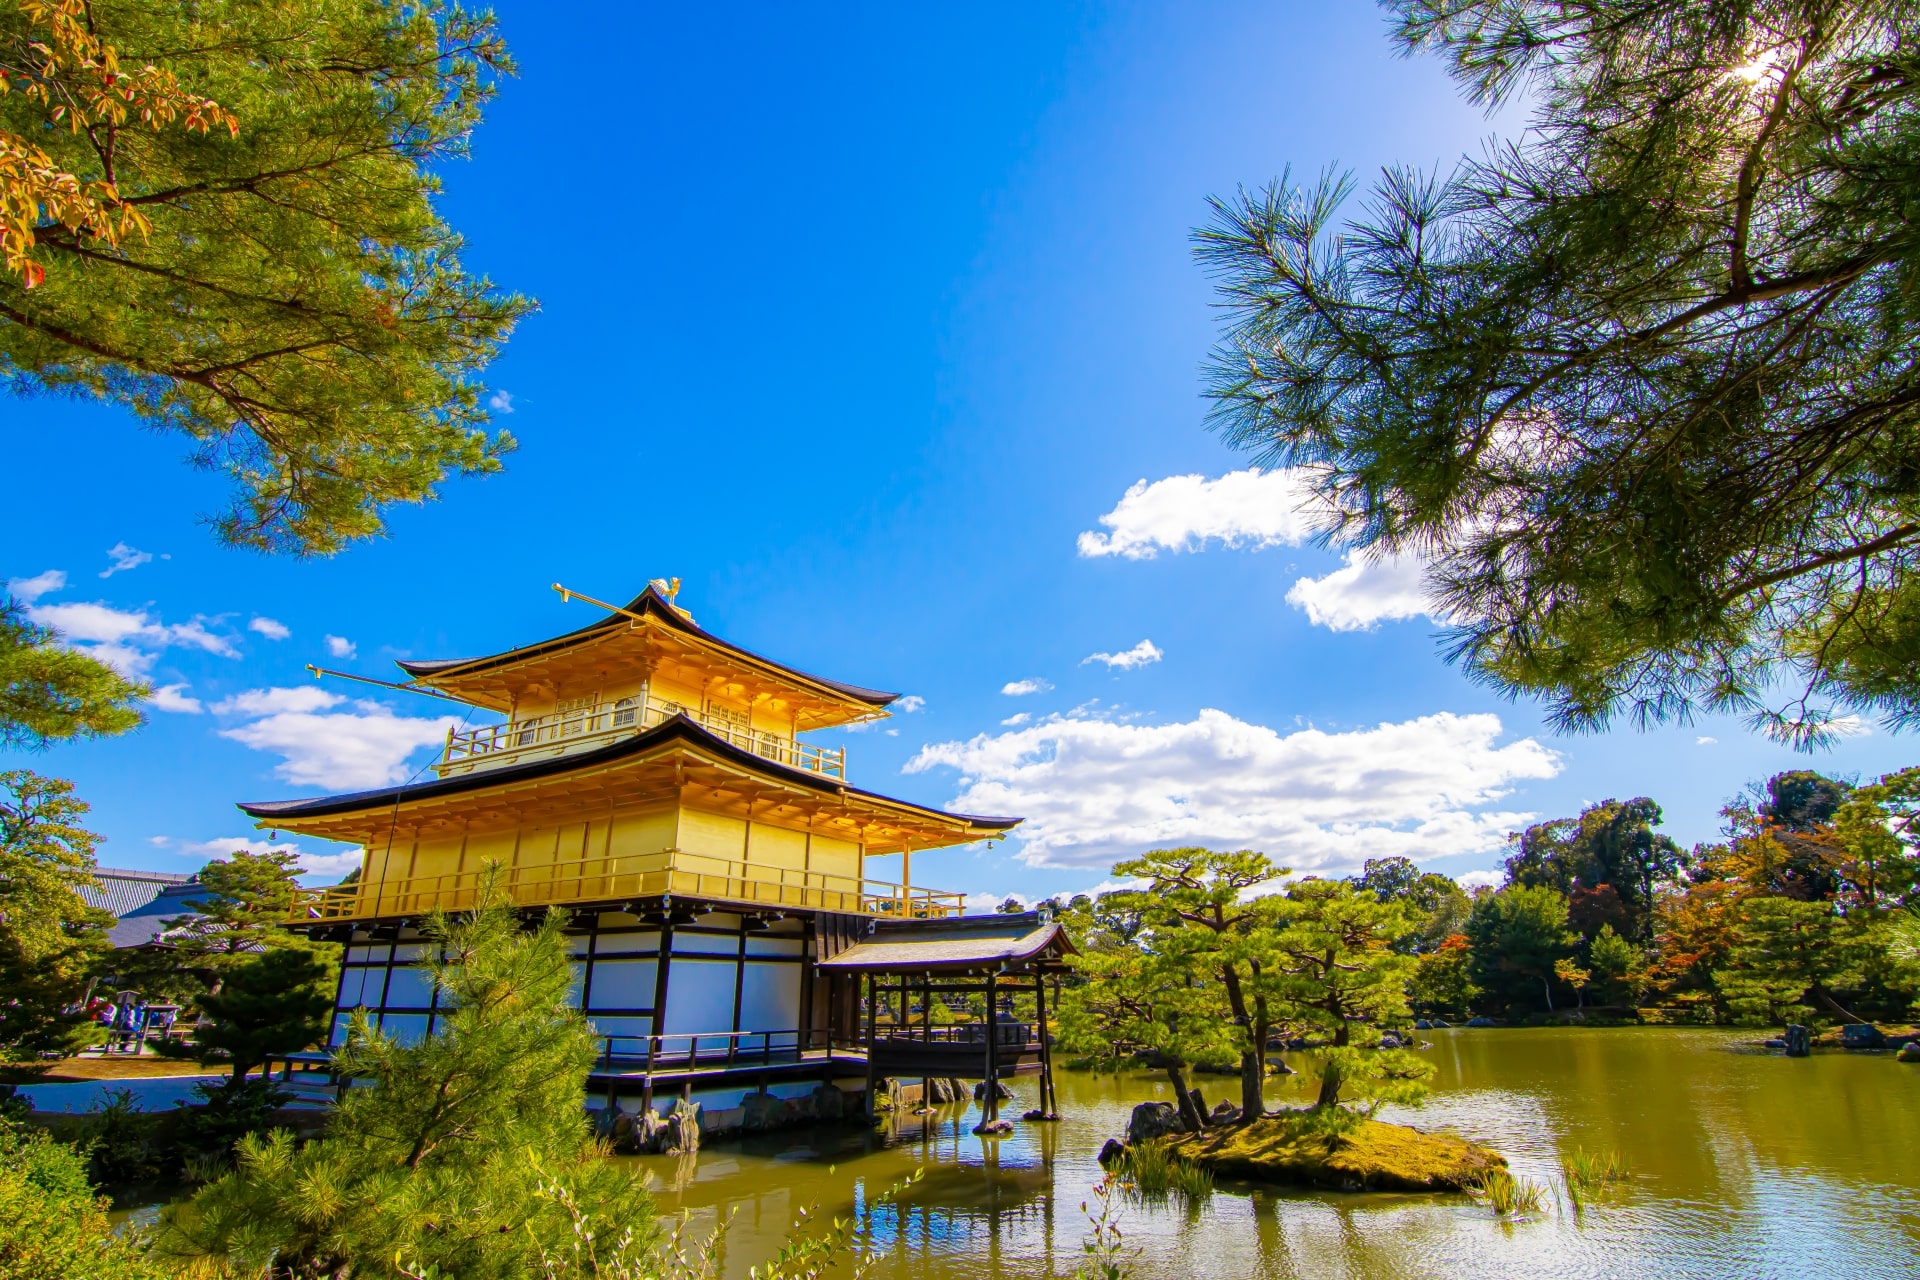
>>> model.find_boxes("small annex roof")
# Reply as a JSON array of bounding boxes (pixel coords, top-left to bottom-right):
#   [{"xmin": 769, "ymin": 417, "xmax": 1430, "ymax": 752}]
[
  {"xmin": 238, "ymin": 712, "xmax": 1021, "ymax": 855},
  {"xmin": 394, "ymin": 584, "xmax": 898, "ymax": 719},
  {"xmin": 81, "ymin": 867, "xmax": 195, "ymax": 919},
  {"xmin": 817, "ymin": 912, "xmax": 1077, "ymax": 973}
]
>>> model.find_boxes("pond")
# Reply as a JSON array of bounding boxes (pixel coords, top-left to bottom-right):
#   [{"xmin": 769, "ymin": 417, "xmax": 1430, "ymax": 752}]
[{"xmin": 629, "ymin": 1028, "xmax": 1920, "ymax": 1279}]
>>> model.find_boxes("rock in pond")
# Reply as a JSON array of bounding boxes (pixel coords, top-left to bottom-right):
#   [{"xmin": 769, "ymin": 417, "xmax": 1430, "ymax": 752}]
[
  {"xmin": 1165, "ymin": 1115, "xmax": 1505, "ymax": 1193},
  {"xmin": 1127, "ymin": 1100, "xmax": 1186, "ymax": 1143},
  {"xmin": 1209, "ymin": 1100, "xmax": 1242, "ymax": 1125},
  {"xmin": 1899, "ymin": 1042, "xmax": 1920, "ymax": 1063},
  {"xmin": 1464, "ymin": 1016, "xmax": 1497, "ymax": 1028},
  {"xmin": 1098, "ymin": 1138, "xmax": 1127, "ymax": 1166}
]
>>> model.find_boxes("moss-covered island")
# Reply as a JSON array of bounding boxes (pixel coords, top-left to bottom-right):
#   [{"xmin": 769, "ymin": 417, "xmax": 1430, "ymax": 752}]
[{"xmin": 1164, "ymin": 1115, "xmax": 1505, "ymax": 1192}]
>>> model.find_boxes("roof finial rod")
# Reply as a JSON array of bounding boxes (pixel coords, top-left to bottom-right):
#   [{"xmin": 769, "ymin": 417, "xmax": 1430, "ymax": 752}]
[{"xmin": 304, "ymin": 664, "xmax": 466, "ymax": 703}]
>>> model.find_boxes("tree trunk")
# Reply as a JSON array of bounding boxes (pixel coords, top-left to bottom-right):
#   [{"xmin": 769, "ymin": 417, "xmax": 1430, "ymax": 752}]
[
  {"xmin": 1313, "ymin": 1053, "xmax": 1344, "ymax": 1110},
  {"xmin": 1250, "ymin": 990, "xmax": 1272, "ymax": 1124},
  {"xmin": 1167, "ymin": 1064, "xmax": 1204, "ymax": 1132},
  {"xmin": 1542, "ymin": 974, "xmax": 1555, "ymax": 1012},
  {"xmin": 1813, "ymin": 985, "xmax": 1865, "ymax": 1024},
  {"xmin": 1217, "ymin": 962, "xmax": 1264, "ymax": 1124}
]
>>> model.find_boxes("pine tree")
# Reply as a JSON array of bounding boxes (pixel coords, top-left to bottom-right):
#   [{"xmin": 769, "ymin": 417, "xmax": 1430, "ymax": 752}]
[
  {"xmin": 0, "ymin": 0, "xmax": 531, "ymax": 555},
  {"xmin": 0, "ymin": 770, "xmax": 111, "ymax": 1058},
  {"xmin": 156, "ymin": 873, "xmax": 656, "ymax": 1279},
  {"xmin": 1199, "ymin": 0, "xmax": 1920, "ymax": 744},
  {"xmin": 0, "ymin": 594, "xmax": 145, "ymax": 749},
  {"xmin": 195, "ymin": 945, "xmax": 335, "ymax": 1084}
]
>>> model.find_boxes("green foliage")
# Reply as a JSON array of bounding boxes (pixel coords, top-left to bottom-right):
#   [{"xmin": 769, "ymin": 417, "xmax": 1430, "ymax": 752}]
[
  {"xmin": 1586, "ymin": 925, "xmax": 1644, "ymax": 1007},
  {"xmin": 1505, "ymin": 799, "xmax": 1685, "ymax": 942},
  {"xmin": 1197, "ymin": 0, "xmax": 1920, "ymax": 745},
  {"xmin": 1268, "ymin": 879, "xmax": 1417, "ymax": 1051},
  {"xmin": 72, "ymin": 1087, "xmax": 165, "ymax": 1187},
  {"xmin": 1716, "ymin": 897, "xmax": 1867, "ymax": 1024},
  {"xmin": 0, "ymin": 596, "xmax": 146, "ymax": 749},
  {"xmin": 1063, "ymin": 1176, "xmax": 1139, "ymax": 1280},
  {"xmin": 0, "ymin": 770, "xmax": 112, "ymax": 1058},
  {"xmin": 1058, "ymin": 943, "xmax": 1231, "ymax": 1132},
  {"xmin": 1308, "ymin": 1045, "xmax": 1435, "ymax": 1115},
  {"xmin": 1409, "ymin": 933, "xmax": 1478, "ymax": 1018},
  {"xmin": 1351, "ymin": 856, "xmax": 1472, "ymax": 953},
  {"xmin": 195, "ymin": 943, "xmax": 335, "ymax": 1081},
  {"xmin": 0, "ymin": 1118, "xmax": 168, "ymax": 1280},
  {"xmin": 0, "ymin": 0, "xmax": 532, "ymax": 555},
  {"xmin": 1466, "ymin": 885, "xmax": 1576, "ymax": 1014},
  {"xmin": 155, "ymin": 872, "xmax": 656, "ymax": 1279},
  {"xmin": 1104, "ymin": 848, "xmax": 1291, "ymax": 1119}
]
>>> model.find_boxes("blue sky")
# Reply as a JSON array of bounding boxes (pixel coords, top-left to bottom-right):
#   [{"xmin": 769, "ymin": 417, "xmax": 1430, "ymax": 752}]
[{"xmin": 9, "ymin": 1, "xmax": 1918, "ymax": 904}]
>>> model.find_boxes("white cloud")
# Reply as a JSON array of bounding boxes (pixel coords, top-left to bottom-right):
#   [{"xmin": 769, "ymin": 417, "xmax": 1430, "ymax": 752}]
[
  {"xmin": 906, "ymin": 707, "xmax": 1560, "ymax": 872},
  {"xmin": 165, "ymin": 835, "xmax": 363, "ymax": 879},
  {"xmin": 8, "ymin": 569, "xmax": 67, "ymax": 602},
  {"xmin": 249, "ymin": 616, "xmax": 291, "ymax": 641},
  {"xmin": 1083, "ymin": 639, "xmax": 1164, "ymax": 671},
  {"xmin": 1826, "ymin": 715, "xmax": 1871, "ymax": 739},
  {"xmin": 896, "ymin": 695, "xmax": 926, "ymax": 713},
  {"xmin": 1696, "ymin": 735, "xmax": 1718, "ymax": 746},
  {"xmin": 213, "ymin": 685, "xmax": 339, "ymax": 716},
  {"xmin": 22, "ymin": 596, "xmax": 239, "ymax": 676},
  {"xmin": 149, "ymin": 683, "xmax": 204, "ymax": 714},
  {"xmin": 1001, "ymin": 712, "xmax": 1031, "ymax": 727},
  {"xmin": 215, "ymin": 685, "xmax": 459, "ymax": 789},
  {"xmin": 1001, "ymin": 678, "xmax": 1053, "ymax": 697},
  {"xmin": 1077, "ymin": 468, "xmax": 1329, "ymax": 559},
  {"xmin": 1286, "ymin": 547, "xmax": 1434, "ymax": 631},
  {"xmin": 1456, "ymin": 868, "xmax": 1504, "ymax": 891},
  {"xmin": 99, "ymin": 542, "xmax": 154, "ymax": 578},
  {"xmin": 488, "ymin": 389, "xmax": 514, "ymax": 414},
  {"xmin": 324, "ymin": 634, "xmax": 356, "ymax": 659}
]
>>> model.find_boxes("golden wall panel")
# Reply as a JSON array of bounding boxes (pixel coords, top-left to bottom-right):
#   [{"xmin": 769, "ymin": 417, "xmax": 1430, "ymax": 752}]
[{"xmin": 746, "ymin": 822, "xmax": 807, "ymax": 871}]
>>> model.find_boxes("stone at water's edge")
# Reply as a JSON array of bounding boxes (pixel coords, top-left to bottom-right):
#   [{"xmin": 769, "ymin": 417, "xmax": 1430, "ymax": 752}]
[
  {"xmin": 1898, "ymin": 1042, "xmax": 1920, "ymax": 1063},
  {"xmin": 1165, "ymin": 1116, "xmax": 1505, "ymax": 1193},
  {"xmin": 1127, "ymin": 1100, "xmax": 1186, "ymax": 1143},
  {"xmin": 1098, "ymin": 1138, "xmax": 1127, "ymax": 1166},
  {"xmin": 1209, "ymin": 1100, "xmax": 1242, "ymax": 1125}
]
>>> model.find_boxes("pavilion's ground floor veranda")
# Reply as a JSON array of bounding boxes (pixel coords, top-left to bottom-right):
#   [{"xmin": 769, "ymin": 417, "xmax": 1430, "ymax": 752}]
[{"xmin": 271, "ymin": 902, "xmax": 1075, "ymax": 1134}]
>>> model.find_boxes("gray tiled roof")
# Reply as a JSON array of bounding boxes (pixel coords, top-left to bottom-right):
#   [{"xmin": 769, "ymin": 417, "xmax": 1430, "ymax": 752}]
[
  {"xmin": 817, "ymin": 914, "xmax": 1076, "ymax": 972},
  {"xmin": 80, "ymin": 867, "xmax": 195, "ymax": 919},
  {"xmin": 106, "ymin": 881, "xmax": 213, "ymax": 949}
]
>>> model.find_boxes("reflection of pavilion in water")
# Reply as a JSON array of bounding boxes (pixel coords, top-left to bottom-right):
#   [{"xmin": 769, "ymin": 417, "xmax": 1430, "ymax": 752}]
[{"xmin": 251, "ymin": 582, "xmax": 1077, "ymax": 1127}]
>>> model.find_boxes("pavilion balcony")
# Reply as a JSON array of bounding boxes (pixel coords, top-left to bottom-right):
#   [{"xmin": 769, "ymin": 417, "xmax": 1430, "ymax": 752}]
[
  {"xmin": 284, "ymin": 847, "xmax": 965, "ymax": 925},
  {"xmin": 434, "ymin": 693, "xmax": 845, "ymax": 780}
]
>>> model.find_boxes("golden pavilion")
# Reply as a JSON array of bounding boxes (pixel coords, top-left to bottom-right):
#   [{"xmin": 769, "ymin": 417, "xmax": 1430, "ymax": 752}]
[{"xmin": 248, "ymin": 584, "xmax": 1073, "ymax": 1129}]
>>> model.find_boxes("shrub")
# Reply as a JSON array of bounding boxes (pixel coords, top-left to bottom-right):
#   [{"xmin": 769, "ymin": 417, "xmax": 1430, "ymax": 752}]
[{"xmin": 0, "ymin": 1119, "xmax": 167, "ymax": 1280}]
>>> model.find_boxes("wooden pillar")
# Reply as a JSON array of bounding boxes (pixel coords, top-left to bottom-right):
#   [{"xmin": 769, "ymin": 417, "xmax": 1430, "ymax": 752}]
[
  {"xmin": 981, "ymin": 970, "xmax": 1000, "ymax": 1128},
  {"xmin": 919, "ymin": 970, "xmax": 932, "ymax": 1112},
  {"xmin": 1034, "ymin": 970, "xmax": 1055, "ymax": 1119},
  {"xmin": 863, "ymin": 972, "xmax": 878, "ymax": 1120}
]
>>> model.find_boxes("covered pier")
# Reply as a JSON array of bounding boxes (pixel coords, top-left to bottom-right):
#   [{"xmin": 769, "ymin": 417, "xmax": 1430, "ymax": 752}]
[{"xmin": 819, "ymin": 913, "xmax": 1076, "ymax": 1132}]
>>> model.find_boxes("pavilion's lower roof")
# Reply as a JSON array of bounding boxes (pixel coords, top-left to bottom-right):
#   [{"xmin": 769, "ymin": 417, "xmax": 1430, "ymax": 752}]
[
  {"xmin": 239, "ymin": 713, "xmax": 1019, "ymax": 854},
  {"xmin": 818, "ymin": 913, "xmax": 1076, "ymax": 973}
]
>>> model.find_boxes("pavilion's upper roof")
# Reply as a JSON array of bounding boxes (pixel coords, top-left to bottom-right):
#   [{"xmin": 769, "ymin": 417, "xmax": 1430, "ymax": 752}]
[
  {"xmin": 240, "ymin": 711, "xmax": 1019, "ymax": 856},
  {"xmin": 394, "ymin": 584, "xmax": 898, "ymax": 729}
]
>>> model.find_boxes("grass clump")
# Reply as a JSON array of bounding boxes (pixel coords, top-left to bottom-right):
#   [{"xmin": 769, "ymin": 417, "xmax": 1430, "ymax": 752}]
[
  {"xmin": 1115, "ymin": 1141, "xmax": 1213, "ymax": 1205},
  {"xmin": 1562, "ymin": 1145, "xmax": 1631, "ymax": 1207},
  {"xmin": 1470, "ymin": 1168, "xmax": 1548, "ymax": 1217}
]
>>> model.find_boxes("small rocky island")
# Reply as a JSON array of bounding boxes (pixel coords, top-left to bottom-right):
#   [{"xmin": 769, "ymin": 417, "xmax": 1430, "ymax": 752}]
[{"xmin": 1108, "ymin": 1101, "xmax": 1505, "ymax": 1193}]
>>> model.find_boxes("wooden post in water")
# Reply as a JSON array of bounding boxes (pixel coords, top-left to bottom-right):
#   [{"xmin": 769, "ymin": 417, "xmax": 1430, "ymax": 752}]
[
  {"xmin": 1034, "ymin": 972, "xmax": 1056, "ymax": 1119},
  {"xmin": 920, "ymin": 970, "xmax": 933, "ymax": 1113},
  {"xmin": 977, "ymin": 969, "xmax": 1000, "ymax": 1132},
  {"xmin": 864, "ymin": 972, "xmax": 878, "ymax": 1119}
]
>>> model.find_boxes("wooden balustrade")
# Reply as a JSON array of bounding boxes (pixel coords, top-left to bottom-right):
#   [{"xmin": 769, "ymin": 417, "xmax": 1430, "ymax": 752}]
[
  {"xmin": 435, "ymin": 693, "xmax": 845, "ymax": 778},
  {"xmin": 284, "ymin": 848, "xmax": 966, "ymax": 924}
]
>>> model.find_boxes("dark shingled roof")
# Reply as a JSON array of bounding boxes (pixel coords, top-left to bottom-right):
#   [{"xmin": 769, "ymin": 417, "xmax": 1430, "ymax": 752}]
[
  {"xmin": 81, "ymin": 867, "xmax": 194, "ymax": 919},
  {"xmin": 817, "ymin": 912, "xmax": 1076, "ymax": 972},
  {"xmin": 238, "ymin": 711, "xmax": 1021, "ymax": 830},
  {"xmin": 395, "ymin": 585, "xmax": 899, "ymax": 707},
  {"xmin": 107, "ymin": 881, "xmax": 212, "ymax": 949}
]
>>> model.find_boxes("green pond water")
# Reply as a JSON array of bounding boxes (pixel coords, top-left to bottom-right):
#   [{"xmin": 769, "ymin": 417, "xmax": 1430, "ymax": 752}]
[{"xmin": 630, "ymin": 1028, "xmax": 1920, "ymax": 1279}]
